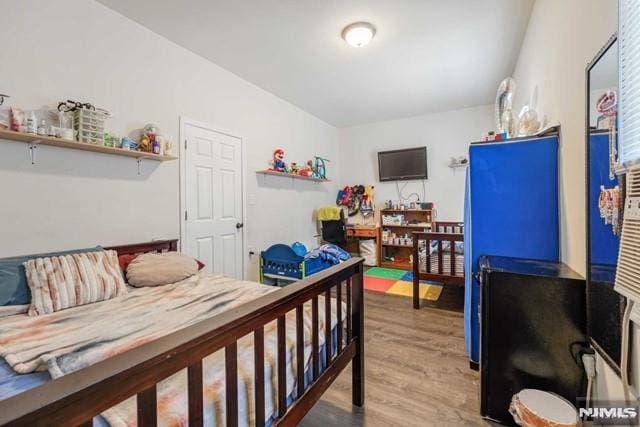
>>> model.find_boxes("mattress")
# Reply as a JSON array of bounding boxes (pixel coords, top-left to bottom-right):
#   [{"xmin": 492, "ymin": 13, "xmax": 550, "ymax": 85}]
[
  {"xmin": 0, "ymin": 329, "xmax": 341, "ymax": 427},
  {"xmin": 0, "ymin": 273, "xmax": 346, "ymax": 426}
]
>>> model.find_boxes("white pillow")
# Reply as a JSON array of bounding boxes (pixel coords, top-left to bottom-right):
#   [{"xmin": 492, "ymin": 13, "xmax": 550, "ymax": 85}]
[{"xmin": 24, "ymin": 250, "xmax": 127, "ymax": 316}]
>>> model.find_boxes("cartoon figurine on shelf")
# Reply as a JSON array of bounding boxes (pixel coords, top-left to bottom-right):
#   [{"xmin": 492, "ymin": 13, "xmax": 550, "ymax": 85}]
[
  {"xmin": 271, "ymin": 149, "xmax": 287, "ymax": 172},
  {"xmin": 298, "ymin": 160, "xmax": 314, "ymax": 177},
  {"xmin": 290, "ymin": 162, "xmax": 299, "ymax": 175},
  {"xmin": 313, "ymin": 156, "xmax": 329, "ymax": 180}
]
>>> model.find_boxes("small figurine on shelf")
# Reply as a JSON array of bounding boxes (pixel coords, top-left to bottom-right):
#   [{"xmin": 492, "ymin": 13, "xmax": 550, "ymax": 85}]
[
  {"xmin": 290, "ymin": 162, "xmax": 299, "ymax": 175},
  {"xmin": 313, "ymin": 156, "xmax": 329, "ymax": 180},
  {"xmin": 298, "ymin": 160, "xmax": 314, "ymax": 177},
  {"xmin": 270, "ymin": 148, "xmax": 287, "ymax": 172}
]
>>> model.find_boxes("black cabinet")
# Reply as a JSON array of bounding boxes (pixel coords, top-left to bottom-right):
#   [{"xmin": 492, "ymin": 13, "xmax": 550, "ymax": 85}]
[{"xmin": 479, "ymin": 256, "xmax": 587, "ymax": 425}]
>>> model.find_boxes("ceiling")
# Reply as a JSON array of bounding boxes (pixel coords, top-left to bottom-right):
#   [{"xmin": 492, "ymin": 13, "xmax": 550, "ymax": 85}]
[{"xmin": 97, "ymin": 0, "xmax": 535, "ymax": 127}]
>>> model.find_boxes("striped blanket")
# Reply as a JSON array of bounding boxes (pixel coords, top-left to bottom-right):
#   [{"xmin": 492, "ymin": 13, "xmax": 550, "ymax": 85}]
[{"xmin": 0, "ymin": 273, "xmax": 340, "ymax": 426}]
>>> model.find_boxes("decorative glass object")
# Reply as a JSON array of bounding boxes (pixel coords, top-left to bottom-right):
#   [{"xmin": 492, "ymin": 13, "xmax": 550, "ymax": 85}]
[
  {"xmin": 517, "ymin": 106, "xmax": 541, "ymax": 136},
  {"xmin": 495, "ymin": 77, "xmax": 516, "ymax": 133},
  {"xmin": 501, "ymin": 109, "xmax": 517, "ymax": 138}
]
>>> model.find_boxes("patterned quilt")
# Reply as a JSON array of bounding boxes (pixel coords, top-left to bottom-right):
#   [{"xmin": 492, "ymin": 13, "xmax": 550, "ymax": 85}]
[{"xmin": 0, "ymin": 273, "xmax": 340, "ymax": 426}]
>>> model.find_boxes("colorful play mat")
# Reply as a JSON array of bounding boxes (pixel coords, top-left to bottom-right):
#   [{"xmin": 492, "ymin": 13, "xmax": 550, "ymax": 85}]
[{"xmin": 364, "ymin": 267, "xmax": 443, "ymax": 301}]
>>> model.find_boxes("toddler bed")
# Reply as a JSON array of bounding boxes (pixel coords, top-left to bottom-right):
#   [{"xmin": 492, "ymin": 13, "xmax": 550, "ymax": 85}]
[
  {"xmin": 0, "ymin": 240, "xmax": 365, "ymax": 427},
  {"xmin": 412, "ymin": 222, "xmax": 465, "ymax": 309},
  {"xmin": 260, "ymin": 243, "xmax": 350, "ymax": 284}
]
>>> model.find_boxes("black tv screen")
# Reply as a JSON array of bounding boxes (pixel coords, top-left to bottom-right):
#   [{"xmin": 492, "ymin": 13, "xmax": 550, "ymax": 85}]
[{"xmin": 378, "ymin": 147, "xmax": 428, "ymax": 181}]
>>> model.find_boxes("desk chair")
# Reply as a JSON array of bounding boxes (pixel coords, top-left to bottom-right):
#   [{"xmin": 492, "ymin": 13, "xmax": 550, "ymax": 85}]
[{"xmin": 319, "ymin": 208, "xmax": 347, "ymax": 245}]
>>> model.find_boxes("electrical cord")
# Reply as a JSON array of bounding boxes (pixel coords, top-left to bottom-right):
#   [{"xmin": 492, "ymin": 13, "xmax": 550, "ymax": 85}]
[{"xmin": 395, "ymin": 180, "xmax": 426, "ymax": 203}]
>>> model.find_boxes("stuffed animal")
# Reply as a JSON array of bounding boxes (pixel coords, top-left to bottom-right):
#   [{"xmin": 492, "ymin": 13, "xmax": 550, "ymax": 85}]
[
  {"xmin": 271, "ymin": 149, "xmax": 287, "ymax": 172},
  {"xmin": 139, "ymin": 123, "xmax": 160, "ymax": 153},
  {"xmin": 138, "ymin": 134, "xmax": 152, "ymax": 152}
]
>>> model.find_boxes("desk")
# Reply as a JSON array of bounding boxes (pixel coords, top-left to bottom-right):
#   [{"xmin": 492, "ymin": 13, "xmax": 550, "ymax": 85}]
[{"xmin": 345, "ymin": 225, "xmax": 380, "ymax": 266}]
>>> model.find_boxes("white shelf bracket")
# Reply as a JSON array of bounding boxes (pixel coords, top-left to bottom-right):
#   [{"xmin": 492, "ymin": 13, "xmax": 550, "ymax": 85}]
[{"xmin": 28, "ymin": 140, "xmax": 41, "ymax": 165}]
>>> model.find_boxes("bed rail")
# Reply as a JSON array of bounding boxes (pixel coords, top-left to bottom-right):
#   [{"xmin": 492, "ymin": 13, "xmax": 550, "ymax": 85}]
[
  {"xmin": 412, "ymin": 222, "xmax": 464, "ymax": 309},
  {"xmin": 0, "ymin": 255, "xmax": 364, "ymax": 426}
]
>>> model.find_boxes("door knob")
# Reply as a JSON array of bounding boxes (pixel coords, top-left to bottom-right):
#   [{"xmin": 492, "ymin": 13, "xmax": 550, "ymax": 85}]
[{"xmin": 236, "ymin": 222, "xmax": 244, "ymax": 229}]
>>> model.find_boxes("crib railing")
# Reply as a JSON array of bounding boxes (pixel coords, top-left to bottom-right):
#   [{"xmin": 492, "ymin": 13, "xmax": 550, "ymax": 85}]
[
  {"xmin": 0, "ymin": 258, "xmax": 365, "ymax": 427},
  {"xmin": 412, "ymin": 223, "xmax": 464, "ymax": 309}
]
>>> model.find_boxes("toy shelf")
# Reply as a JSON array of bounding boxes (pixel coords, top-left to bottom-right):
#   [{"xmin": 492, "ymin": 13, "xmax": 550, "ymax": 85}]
[
  {"xmin": 256, "ymin": 169, "xmax": 331, "ymax": 182},
  {"xmin": 382, "ymin": 224, "xmax": 432, "ymax": 230},
  {"xmin": 381, "ymin": 242, "xmax": 413, "ymax": 248},
  {"xmin": 379, "ymin": 207, "xmax": 433, "ymax": 271},
  {"xmin": 0, "ymin": 128, "xmax": 177, "ymax": 161}
]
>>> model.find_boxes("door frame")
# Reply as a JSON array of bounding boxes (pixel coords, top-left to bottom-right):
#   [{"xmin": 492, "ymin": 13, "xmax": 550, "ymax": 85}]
[{"xmin": 179, "ymin": 116, "xmax": 247, "ymax": 279}]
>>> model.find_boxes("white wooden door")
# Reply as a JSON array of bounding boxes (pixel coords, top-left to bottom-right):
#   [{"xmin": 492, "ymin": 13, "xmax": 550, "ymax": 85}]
[{"xmin": 184, "ymin": 123, "xmax": 243, "ymax": 278}]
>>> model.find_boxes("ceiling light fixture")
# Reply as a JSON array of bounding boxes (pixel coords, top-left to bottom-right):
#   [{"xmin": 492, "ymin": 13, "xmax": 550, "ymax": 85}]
[{"xmin": 342, "ymin": 22, "xmax": 376, "ymax": 48}]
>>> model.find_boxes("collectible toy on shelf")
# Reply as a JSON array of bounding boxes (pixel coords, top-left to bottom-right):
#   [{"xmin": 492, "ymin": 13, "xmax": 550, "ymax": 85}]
[
  {"xmin": 313, "ymin": 156, "xmax": 329, "ymax": 180},
  {"xmin": 299, "ymin": 160, "xmax": 314, "ymax": 177},
  {"xmin": 270, "ymin": 148, "xmax": 288, "ymax": 172},
  {"xmin": 290, "ymin": 162, "xmax": 299, "ymax": 174}
]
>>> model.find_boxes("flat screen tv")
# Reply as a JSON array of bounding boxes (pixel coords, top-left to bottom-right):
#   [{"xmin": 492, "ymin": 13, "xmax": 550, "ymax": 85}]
[{"xmin": 377, "ymin": 147, "xmax": 428, "ymax": 181}]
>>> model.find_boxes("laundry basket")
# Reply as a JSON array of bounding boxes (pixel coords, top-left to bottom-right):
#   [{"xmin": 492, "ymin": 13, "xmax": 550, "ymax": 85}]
[{"xmin": 359, "ymin": 239, "xmax": 377, "ymax": 266}]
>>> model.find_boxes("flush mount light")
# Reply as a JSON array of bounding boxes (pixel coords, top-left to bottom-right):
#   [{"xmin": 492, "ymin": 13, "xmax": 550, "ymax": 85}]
[{"xmin": 342, "ymin": 22, "xmax": 376, "ymax": 47}]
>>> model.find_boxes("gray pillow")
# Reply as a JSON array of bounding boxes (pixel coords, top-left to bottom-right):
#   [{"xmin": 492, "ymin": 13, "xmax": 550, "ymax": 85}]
[
  {"xmin": 127, "ymin": 252, "xmax": 198, "ymax": 287},
  {"xmin": 0, "ymin": 246, "xmax": 103, "ymax": 306}
]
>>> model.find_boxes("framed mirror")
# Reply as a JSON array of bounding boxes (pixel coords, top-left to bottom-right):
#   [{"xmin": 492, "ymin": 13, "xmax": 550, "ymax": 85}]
[{"xmin": 585, "ymin": 34, "xmax": 625, "ymax": 374}]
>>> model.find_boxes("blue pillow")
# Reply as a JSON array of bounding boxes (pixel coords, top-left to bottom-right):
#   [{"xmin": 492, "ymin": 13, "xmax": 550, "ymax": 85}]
[{"xmin": 0, "ymin": 246, "xmax": 103, "ymax": 306}]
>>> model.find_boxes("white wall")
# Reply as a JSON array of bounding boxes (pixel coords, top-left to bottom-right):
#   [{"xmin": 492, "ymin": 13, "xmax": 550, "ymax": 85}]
[
  {"xmin": 0, "ymin": 0, "xmax": 340, "ymax": 281},
  {"xmin": 512, "ymin": 0, "xmax": 639, "ymax": 403},
  {"xmin": 339, "ymin": 105, "xmax": 493, "ymax": 221}
]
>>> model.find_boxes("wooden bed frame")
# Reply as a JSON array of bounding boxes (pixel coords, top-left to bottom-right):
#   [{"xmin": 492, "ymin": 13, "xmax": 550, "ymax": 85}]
[
  {"xmin": 0, "ymin": 239, "xmax": 365, "ymax": 427},
  {"xmin": 412, "ymin": 222, "xmax": 464, "ymax": 309}
]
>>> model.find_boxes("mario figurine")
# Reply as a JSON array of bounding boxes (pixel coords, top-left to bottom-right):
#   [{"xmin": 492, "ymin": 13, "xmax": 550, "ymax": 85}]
[{"xmin": 271, "ymin": 149, "xmax": 287, "ymax": 172}]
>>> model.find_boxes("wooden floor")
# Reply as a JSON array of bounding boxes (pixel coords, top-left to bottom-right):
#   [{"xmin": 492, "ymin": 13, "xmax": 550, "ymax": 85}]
[{"xmin": 301, "ymin": 286, "xmax": 489, "ymax": 426}]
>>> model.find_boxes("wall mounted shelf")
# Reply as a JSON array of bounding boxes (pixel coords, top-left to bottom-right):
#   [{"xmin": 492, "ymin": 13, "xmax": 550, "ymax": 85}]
[
  {"xmin": 256, "ymin": 169, "xmax": 331, "ymax": 182},
  {"xmin": 0, "ymin": 128, "xmax": 178, "ymax": 162}
]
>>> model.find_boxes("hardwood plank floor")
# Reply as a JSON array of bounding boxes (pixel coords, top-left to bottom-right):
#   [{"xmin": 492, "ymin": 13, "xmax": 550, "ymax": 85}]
[{"xmin": 301, "ymin": 287, "xmax": 489, "ymax": 426}]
